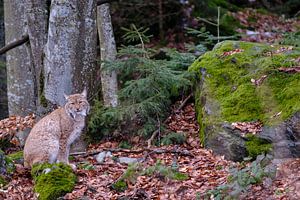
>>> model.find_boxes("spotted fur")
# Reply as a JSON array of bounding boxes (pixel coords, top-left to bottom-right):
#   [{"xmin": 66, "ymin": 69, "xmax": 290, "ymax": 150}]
[{"xmin": 23, "ymin": 89, "xmax": 90, "ymax": 169}]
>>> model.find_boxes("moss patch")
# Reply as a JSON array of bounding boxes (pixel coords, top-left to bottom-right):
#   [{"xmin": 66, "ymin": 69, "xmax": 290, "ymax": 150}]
[
  {"xmin": 7, "ymin": 151, "xmax": 23, "ymax": 162},
  {"xmin": 0, "ymin": 175, "xmax": 7, "ymax": 187},
  {"xmin": 111, "ymin": 179, "xmax": 127, "ymax": 192},
  {"xmin": 31, "ymin": 163, "xmax": 76, "ymax": 200},
  {"xmin": 245, "ymin": 135, "xmax": 272, "ymax": 158},
  {"xmin": 189, "ymin": 40, "xmax": 300, "ymax": 126}
]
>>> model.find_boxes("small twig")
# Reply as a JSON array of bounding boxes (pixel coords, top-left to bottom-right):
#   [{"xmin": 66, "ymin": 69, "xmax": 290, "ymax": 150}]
[
  {"xmin": 175, "ymin": 93, "xmax": 193, "ymax": 113},
  {"xmin": 0, "ymin": 35, "xmax": 29, "ymax": 55},
  {"xmin": 147, "ymin": 94, "xmax": 193, "ymax": 148},
  {"xmin": 157, "ymin": 114, "xmax": 161, "ymax": 146},
  {"xmin": 197, "ymin": 17, "xmax": 217, "ymax": 26},
  {"xmin": 140, "ymin": 148, "xmax": 194, "ymax": 162},
  {"xmin": 147, "ymin": 130, "xmax": 159, "ymax": 148}
]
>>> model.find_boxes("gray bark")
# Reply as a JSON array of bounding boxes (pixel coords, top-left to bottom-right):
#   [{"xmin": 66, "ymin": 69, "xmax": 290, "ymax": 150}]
[
  {"xmin": 44, "ymin": 0, "xmax": 98, "ymax": 151},
  {"xmin": 97, "ymin": 3, "xmax": 118, "ymax": 107},
  {"xmin": 4, "ymin": 0, "xmax": 35, "ymax": 116},
  {"xmin": 25, "ymin": 0, "xmax": 48, "ymax": 114},
  {"xmin": 4, "ymin": 1, "xmax": 98, "ymax": 150},
  {"xmin": 0, "ymin": 0, "xmax": 8, "ymax": 119},
  {"xmin": 44, "ymin": 0, "xmax": 98, "ymax": 106}
]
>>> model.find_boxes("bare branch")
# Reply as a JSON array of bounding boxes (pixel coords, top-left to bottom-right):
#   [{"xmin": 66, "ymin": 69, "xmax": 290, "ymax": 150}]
[
  {"xmin": 97, "ymin": 0, "xmax": 118, "ymax": 6},
  {"xmin": 0, "ymin": 35, "xmax": 29, "ymax": 55}
]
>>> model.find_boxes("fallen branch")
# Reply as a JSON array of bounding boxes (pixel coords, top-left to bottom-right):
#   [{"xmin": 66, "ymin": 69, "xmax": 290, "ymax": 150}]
[
  {"xmin": 70, "ymin": 148, "xmax": 146, "ymax": 157},
  {"xmin": 71, "ymin": 148, "xmax": 194, "ymax": 159},
  {"xmin": 0, "ymin": 35, "xmax": 29, "ymax": 55}
]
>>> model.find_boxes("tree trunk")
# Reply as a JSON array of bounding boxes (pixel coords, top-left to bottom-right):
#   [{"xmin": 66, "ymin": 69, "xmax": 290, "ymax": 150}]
[
  {"xmin": 4, "ymin": 0, "xmax": 99, "ymax": 150},
  {"xmin": 25, "ymin": 0, "xmax": 49, "ymax": 115},
  {"xmin": 43, "ymin": 0, "xmax": 98, "ymax": 152},
  {"xmin": 0, "ymin": 0, "xmax": 8, "ymax": 119},
  {"xmin": 44, "ymin": 0, "xmax": 98, "ymax": 107},
  {"xmin": 4, "ymin": 0, "xmax": 36, "ymax": 116},
  {"xmin": 97, "ymin": 3, "xmax": 118, "ymax": 107}
]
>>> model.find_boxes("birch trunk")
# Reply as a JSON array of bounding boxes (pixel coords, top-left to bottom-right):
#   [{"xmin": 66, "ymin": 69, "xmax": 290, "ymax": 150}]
[
  {"xmin": 97, "ymin": 3, "xmax": 118, "ymax": 107},
  {"xmin": 44, "ymin": 0, "xmax": 98, "ymax": 106},
  {"xmin": 4, "ymin": 0, "xmax": 35, "ymax": 116}
]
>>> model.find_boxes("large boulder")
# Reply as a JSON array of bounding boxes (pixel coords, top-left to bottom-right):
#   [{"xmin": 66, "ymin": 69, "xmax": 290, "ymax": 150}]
[{"xmin": 189, "ymin": 40, "xmax": 300, "ymax": 161}]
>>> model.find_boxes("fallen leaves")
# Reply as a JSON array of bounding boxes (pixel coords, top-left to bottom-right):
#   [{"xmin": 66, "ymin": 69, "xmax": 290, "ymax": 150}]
[
  {"xmin": 0, "ymin": 114, "xmax": 35, "ymax": 141},
  {"xmin": 233, "ymin": 8, "xmax": 300, "ymax": 43},
  {"xmin": 220, "ymin": 49, "xmax": 244, "ymax": 57},
  {"xmin": 231, "ymin": 121, "xmax": 263, "ymax": 136},
  {"xmin": 278, "ymin": 66, "xmax": 300, "ymax": 73}
]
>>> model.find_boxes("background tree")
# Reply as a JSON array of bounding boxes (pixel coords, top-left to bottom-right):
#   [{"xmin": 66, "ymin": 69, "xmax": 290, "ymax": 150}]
[
  {"xmin": 3, "ymin": 0, "xmax": 98, "ymax": 149},
  {"xmin": 97, "ymin": 3, "xmax": 118, "ymax": 107}
]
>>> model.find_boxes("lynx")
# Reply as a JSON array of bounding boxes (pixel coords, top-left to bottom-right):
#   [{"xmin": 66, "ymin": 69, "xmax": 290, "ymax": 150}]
[{"xmin": 24, "ymin": 89, "xmax": 90, "ymax": 169}]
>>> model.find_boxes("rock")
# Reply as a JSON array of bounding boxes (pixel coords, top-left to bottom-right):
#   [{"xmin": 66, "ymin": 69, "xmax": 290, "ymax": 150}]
[
  {"xmin": 189, "ymin": 40, "xmax": 300, "ymax": 161},
  {"xmin": 95, "ymin": 151, "xmax": 108, "ymax": 164},
  {"xmin": 118, "ymin": 157, "xmax": 139, "ymax": 164}
]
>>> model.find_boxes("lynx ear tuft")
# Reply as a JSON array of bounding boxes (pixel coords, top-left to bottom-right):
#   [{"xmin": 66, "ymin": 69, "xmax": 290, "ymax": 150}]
[{"xmin": 81, "ymin": 87, "xmax": 87, "ymax": 98}]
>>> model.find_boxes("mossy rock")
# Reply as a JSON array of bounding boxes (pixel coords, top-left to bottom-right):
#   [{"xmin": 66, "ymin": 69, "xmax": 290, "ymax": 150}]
[
  {"xmin": 31, "ymin": 163, "xmax": 76, "ymax": 200},
  {"xmin": 189, "ymin": 40, "xmax": 300, "ymax": 161}
]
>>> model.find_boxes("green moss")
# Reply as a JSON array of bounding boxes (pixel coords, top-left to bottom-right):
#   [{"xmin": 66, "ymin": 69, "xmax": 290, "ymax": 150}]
[
  {"xmin": 4, "ymin": 157, "xmax": 15, "ymax": 174},
  {"xmin": 111, "ymin": 180, "xmax": 127, "ymax": 192},
  {"xmin": 245, "ymin": 135, "xmax": 272, "ymax": 159},
  {"xmin": 172, "ymin": 172, "xmax": 189, "ymax": 181},
  {"xmin": 7, "ymin": 151, "xmax": 23, "ymax": 162},
  {"xmin": 0, "ymin": 175, "xmax": 7, "ymax": 187},
  {"xmin": 189, "ymin": 41, "xmax": 300, "ymax": 125},
  {"xmin": 31, "ymin": 163, "xmax": 76, "ymax": 200}
]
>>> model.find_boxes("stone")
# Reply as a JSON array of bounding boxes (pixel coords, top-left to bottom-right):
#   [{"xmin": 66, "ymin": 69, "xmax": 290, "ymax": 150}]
[
  {"xmin": 189, "ymin": 40, "xmax": 300, "ymax": 161},
  {"xmin": 118, "ymin": 157, "xmax": 139, "ymax": 164},
  {"xmin": 95, "ymin": 151, "xmax": 107, "ymax": 164}
]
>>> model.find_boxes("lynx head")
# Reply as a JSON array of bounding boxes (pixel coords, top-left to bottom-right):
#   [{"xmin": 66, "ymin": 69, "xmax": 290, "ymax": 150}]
[{"xmin": 64, "ymin": 88, "xmax": 90, "ymax": 120}]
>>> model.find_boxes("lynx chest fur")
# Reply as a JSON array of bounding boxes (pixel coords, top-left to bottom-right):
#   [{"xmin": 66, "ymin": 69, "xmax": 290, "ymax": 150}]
[{"xmin": 24, "ymin": 89, "xmax": 90, "ymax": 168}]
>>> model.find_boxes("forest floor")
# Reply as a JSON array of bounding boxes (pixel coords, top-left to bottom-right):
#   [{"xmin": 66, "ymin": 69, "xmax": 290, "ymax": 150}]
[
  {"xmin": 1, "ymin": 101, "xmax": 299, "ymax": 199},
  {"xmin": 1, "ymin": 7, "xmax": 300, "ymax": 200}
]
